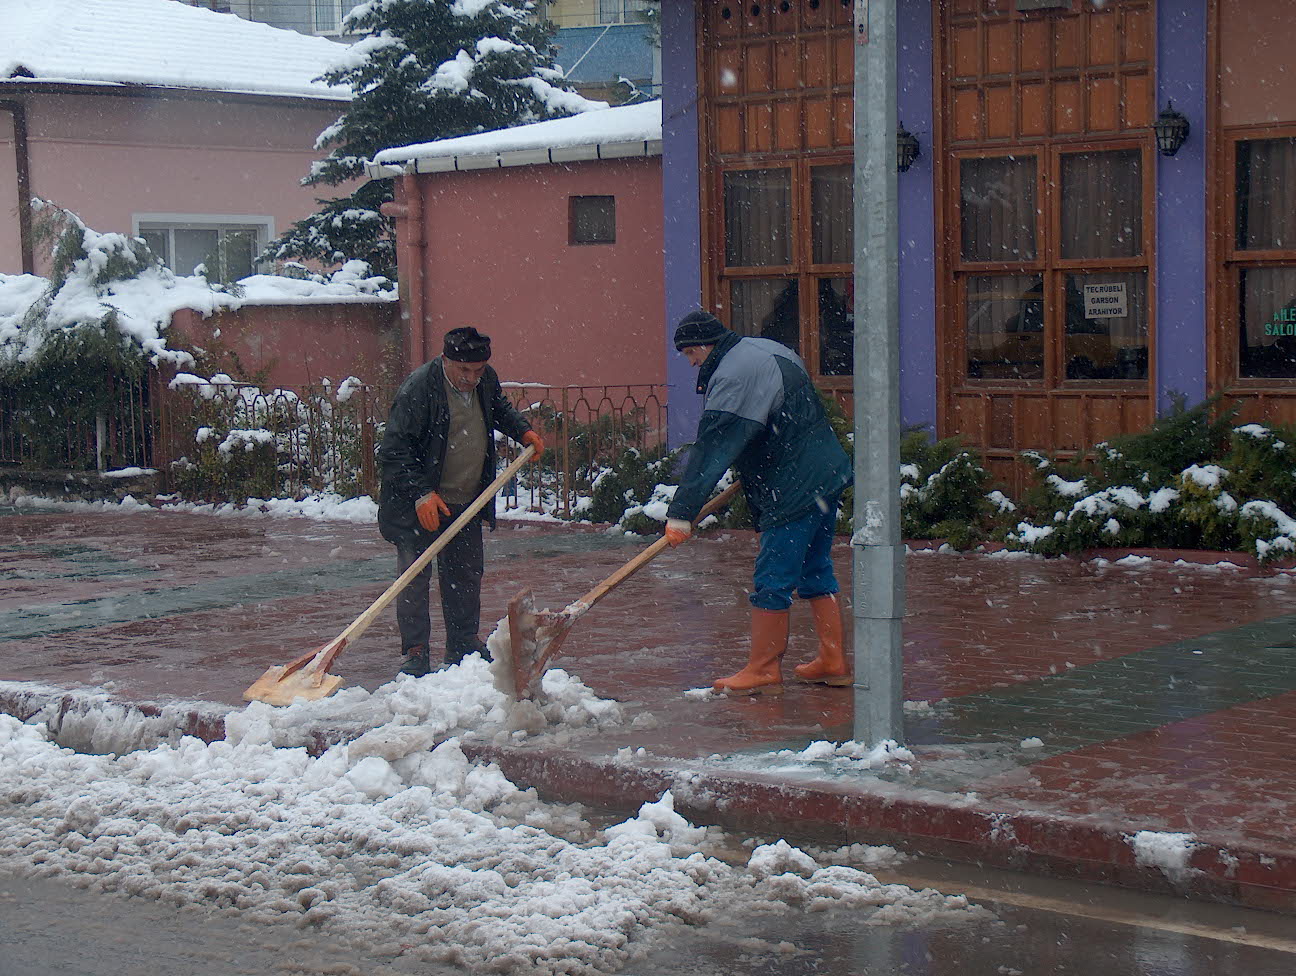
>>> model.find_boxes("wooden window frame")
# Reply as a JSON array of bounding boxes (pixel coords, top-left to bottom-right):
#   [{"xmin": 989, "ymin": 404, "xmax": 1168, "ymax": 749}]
[
  {"xmin": 706, "ymin": 153, "xmax": 855, "ymax": 383},
  {"xmin": 1217, "ymin": 123, "xmax": 1296, "ymax": 388},
  {"xmin": 950, "ymin": 138, "xmax": 1154, "ymax": 392}
]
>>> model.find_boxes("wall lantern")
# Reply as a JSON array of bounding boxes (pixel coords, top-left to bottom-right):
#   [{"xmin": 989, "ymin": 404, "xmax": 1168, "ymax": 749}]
[
  {"xmin": 896, "ymin": 123, "xmax": 920, "ymax": 173},
  {"xmin": 1153, "ymin": 101, "xmax": 1190, "ymax": 157}
]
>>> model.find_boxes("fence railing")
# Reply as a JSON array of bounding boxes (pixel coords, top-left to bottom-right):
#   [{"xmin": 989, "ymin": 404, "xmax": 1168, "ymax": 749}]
[
  {"xmin": 496, "ymin": 383, "xmax": 669, "ymax": 518},
  {"xmin": 2, "ymin": 371, "xmax": 668, "ymax": 515},
  {"xmin": 0, "ymin": 372, "xmax": 154, "ymax": 472},
  {"xmin": 152, "ymin": 377, "xmax": 385, "ymax": 500}
]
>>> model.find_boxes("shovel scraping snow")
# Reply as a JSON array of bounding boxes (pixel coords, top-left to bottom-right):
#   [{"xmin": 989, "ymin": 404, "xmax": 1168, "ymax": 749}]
[
  {"xmin": 507, "ymin": 482, "xmax": 740, "ymax": 699},
  {"xmin": 243, "ymin": 446, "xmax": 537, "ymax": 706}
]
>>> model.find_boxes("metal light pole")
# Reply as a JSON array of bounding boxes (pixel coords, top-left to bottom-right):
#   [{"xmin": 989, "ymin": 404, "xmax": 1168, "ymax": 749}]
[{"xmin": 851, "ymin": 0, "xmax": 904, "ymax": 745}]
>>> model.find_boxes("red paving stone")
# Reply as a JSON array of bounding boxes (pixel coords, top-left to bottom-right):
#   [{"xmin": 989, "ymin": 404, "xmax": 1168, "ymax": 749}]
[{"xmin": 6, "ymin": 505, "xmax": 1296, "ymax": 909}]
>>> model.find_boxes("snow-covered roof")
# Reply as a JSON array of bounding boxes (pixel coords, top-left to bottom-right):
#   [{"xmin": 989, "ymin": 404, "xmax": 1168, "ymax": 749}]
[
  {"xmin": 367, "ymin": 99, "xmax": 662, "ymax": 176},
  {"xmin": 0, "ymin": 0, "xmax": 349, "ymax": 102}
]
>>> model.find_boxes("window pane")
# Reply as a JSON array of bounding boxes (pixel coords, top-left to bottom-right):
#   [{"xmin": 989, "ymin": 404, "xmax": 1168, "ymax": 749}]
[
  {"xmin": 729, "ymin": 278, "xmax": 799, "ymax": 354},
  {"xmin": 315, "ymin": 0, "xmax": 338, "ymax": 31},
  {"xmin": 597, "ymin": 0, "xmax": 624, "ymax": 23},
  {"xmin": 1239, "ymin": 267, "xmax": 1296, "ymax": 378},
  {"xmin": 1063, "ymin": 272, "xmax": 1148, "ymax": 380},
  {"xmin": 570, "ymin": 196, "xmax": 616, "ymax": 244},
  {"xmin": 1061, "ymin": 150, "xmax": 1142, "ymax": 260},
  {"xmin": 219, "ymin": 229, "xmax": 258, "ymax": 281},
  {"xmin": 724, "ymin": 169, "xmax": 792, "ymax": 267},
  {"xmin": 811, "ymin": 165, "xmax": 852, "ymax": 265},
  {"xmin": 960, "ymin": 157, "xmax": 1037, "ymax": 262},
  {"xmin": 965, "ymin": 274, "xmax": 1043, "ymax": 380},
  {"xmin": 1237, "ymin": 138, "xmax": 1296, "ymax": 251},
  {"xmin": 174, "ymin": 229, "xmax": 219, "ymax": 276},
  {"xmin": 138, "ymin": 230, "xmax": 168, "ymax": 265},
  {"xmin": 818, "ymin": 278, "xmax": 853, "ymax": 376}
]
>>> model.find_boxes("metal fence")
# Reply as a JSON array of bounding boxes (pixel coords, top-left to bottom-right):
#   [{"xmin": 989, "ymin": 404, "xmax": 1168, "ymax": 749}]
[
  {"xmin": 152, "ymin": 377, "xmax": 384, "ymax": 501},
  {"xmin": 0, "ymin": 371, "xmax": 154, "ymax": 472},
  {"xmin": 496, "ymin": 383, "xmax": 669, "ymax": 517},
  {"xmin": 2, "ymin": 371, "xmax": 668, "ymax": 514}
]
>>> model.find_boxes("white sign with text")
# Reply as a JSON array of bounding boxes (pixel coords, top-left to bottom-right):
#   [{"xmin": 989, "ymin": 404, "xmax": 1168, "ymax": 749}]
[{"xmin": 1083, "ymin": 282, "xmax": 1128, "ymax": 319}]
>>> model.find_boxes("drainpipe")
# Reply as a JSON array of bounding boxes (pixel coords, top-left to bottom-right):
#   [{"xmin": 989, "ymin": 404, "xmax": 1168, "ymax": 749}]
[
  {"xmin": 380, "ymin": 174, "xmax": 426, "ymax": 372},
  {"xmin": 0, "ymin": 99, "xmax": 35, "ymax": 275}
]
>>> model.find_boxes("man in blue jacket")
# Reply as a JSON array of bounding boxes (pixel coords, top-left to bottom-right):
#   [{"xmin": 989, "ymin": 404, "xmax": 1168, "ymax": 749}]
[
  {"xmin": 377, "ymin": 327, "xmax": 543, "ymax": 677},
  {"xmin": 664, "ymin": 310, "xmax": 852, "ymax": 695}
]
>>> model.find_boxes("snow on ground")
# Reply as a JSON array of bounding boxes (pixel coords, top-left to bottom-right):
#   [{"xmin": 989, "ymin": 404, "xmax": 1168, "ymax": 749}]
[
  {"xmin": 1128, "ymin": 830, "xmax": 1197, "ymax": 883},
  {"xmin": 0, "ymin": 664, "xmax": 987, "ymax": 975}
]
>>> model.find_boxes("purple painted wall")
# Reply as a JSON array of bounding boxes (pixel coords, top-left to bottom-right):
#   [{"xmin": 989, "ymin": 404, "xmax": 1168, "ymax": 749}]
[
  {"xmin": 1156, "ymin": 0, "xmax": 1208, "ymax": 412},
  {"xmin": 897, "ymin": 3, "xmax": 937, "ymax": 434},
  {"xmin": 663, "ymin": 0, "xmax": 705, "ymax": 448},
  {"xmin": 662, "ymin": 1, "xmax": 938, "ymax": 445}
]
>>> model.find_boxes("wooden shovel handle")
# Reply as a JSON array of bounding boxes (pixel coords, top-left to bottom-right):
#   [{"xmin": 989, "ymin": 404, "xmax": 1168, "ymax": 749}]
[
  {"xmin": 327, "ymin": 445, "xmax": 537, "ymax": 653},
  {"xmin": 571, "ymin": 481, "xmax": 741, "ymax": 615}
]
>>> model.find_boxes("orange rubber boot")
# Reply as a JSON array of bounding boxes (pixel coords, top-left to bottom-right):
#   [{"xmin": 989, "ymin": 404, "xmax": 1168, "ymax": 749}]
[
  {"xmin": 794, "ymin": 594, "xmax": 852, "ymax": 686},
  {"xmin": 713, "ymin": 608, "xmax": 789, "ymax": 696}
]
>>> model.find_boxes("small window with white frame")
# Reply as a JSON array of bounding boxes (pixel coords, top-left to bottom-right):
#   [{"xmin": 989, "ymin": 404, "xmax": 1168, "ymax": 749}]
[
  {"xmin": 134, "ymin": 215, "xmax": 273, "ymax": 281},
  {"xmin": 313, "ymin": 0, "xmax": 346, "ymax": 34}
]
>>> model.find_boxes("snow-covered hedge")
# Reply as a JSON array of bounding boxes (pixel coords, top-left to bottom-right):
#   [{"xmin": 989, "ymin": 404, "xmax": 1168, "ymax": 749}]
[{"xmin": 1005, "ymin": 403, "xmax": 1296, "ymax": 561}]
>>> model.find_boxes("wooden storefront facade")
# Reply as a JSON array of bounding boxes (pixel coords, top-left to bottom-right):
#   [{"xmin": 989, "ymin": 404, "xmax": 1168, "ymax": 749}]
[{"xmin": 663, "ymin": 0, "xmax": 1296, "ymax": 489}]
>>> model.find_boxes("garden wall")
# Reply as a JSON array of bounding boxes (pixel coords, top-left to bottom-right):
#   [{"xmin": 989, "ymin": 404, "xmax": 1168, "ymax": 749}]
[{"xmin": 169, "ymin": 301, "xmax": 403, "ymax": 395}]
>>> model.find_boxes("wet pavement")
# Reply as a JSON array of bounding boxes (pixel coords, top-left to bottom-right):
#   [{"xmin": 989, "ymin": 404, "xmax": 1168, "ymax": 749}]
[
  {"xmin": 6, "ymin": 857, "xmax": 1296, "ymax": 976},
  {"xmin": 4, "ymin": 503, "xmax": 1296, "ymax": 911}
]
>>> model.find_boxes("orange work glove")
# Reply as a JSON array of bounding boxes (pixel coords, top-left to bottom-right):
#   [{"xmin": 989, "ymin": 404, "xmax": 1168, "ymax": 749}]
[
  {"xmin": 664, "ymin": 518, "xmax": 692, "ymax": 547},
  {"xmin": 415, "ymin": 491, "xmax": 451, "ymax": 532},
  {"xmin": 521, "ymin": 430, "xmax": 545, "ymax": 464}
]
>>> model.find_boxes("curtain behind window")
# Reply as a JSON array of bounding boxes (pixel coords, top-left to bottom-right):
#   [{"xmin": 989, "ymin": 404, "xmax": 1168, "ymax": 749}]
[
  {"xmin": 1237, "ymin": 138, "xmax": 1296, "ymax": 251},
  {"xmin": 724, "ymin": 169, "xmax": 792, "ymax": 267},
  {"xmin": 960, "ymin": 157, "xmax": 1037, "ymax": 262},
  {"xmin": 811, "ymin": 165, "xmax": 852, "ymax": 265},
  {"xmin": 1060, "ymin": 150, "xmax": 1142, "ymax": 260}
]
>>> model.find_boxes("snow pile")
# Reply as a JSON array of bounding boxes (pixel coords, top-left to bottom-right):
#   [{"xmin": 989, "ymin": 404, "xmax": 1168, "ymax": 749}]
[
  {"xmin": 226, "ymin": 655, "xmax": 624, "ymax": 750},
  {"xmin": 0, "ymin": 708, "xmax": 986, "ymax": 973},
  {"xmin": 0, "ymin": 256, "xmax": 392, "ymax": 369},
  {"xmin": 235, "ymin": 262, "xmax": 397, "ymax": 304},
  {"xmin": 1129, "ymin": 830, "xmax": 1197, "ymax": 882},
  {"xmin": 771, "ymin": 738, "xmax": 916, "ymax": 771}
]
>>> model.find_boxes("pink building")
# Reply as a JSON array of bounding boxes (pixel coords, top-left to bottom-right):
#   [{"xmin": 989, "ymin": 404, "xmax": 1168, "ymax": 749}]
[
  {"xmin": 0, "ymin": 0, "xmax": 349, "ymax": 277},
  {"xmin": 368, "ymin": 101, "xmax": 665, "ymax": 388}
]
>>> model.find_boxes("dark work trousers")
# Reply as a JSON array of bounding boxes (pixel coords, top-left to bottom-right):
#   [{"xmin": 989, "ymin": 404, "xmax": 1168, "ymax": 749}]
[{"xmin": 394, "ymin": 503, "xmax": 486, "ymax": 665}]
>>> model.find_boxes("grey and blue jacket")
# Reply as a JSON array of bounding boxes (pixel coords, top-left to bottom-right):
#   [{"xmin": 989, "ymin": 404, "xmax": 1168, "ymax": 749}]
[{"xmin": 666, "ymin": 330, "xmax": 851, "ymax": 531}]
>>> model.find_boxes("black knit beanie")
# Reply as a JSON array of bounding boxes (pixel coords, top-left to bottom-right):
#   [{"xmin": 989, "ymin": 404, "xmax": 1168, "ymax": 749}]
[
  {"xmin": 443, "ymin": 327, "xmax": 491, "ymax": 362},
  {"xmin": 673, "ymin": 310, "xmax": 728, "ymax": 350}
]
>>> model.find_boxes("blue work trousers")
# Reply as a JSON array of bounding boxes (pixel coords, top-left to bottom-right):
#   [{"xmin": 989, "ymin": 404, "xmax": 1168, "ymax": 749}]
[{"xmin": 750, "ymin": 494, "xmax": 842, "ymax": 611}]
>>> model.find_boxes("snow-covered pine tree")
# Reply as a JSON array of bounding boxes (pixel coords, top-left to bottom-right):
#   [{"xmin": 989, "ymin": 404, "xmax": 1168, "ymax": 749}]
[{"xmin": 269, "ymin": 0, "xmax": 600, "ymax": 278}]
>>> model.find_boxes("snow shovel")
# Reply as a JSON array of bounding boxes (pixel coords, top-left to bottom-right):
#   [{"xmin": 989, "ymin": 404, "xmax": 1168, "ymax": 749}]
[
  {"xmin": 506, "ymin": 481, "xmax": 741, "ymax": 699},
  {"xmin": 243, "ymin": 444, "xmax": 538, "ymax": 706}
]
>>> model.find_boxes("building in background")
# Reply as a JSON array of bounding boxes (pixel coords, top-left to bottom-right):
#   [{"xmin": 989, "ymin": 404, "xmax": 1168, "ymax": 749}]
[
  {"xmin": 0, "ymin": 0, "xmax": 349, "ymax": 277},
  {"xmin": 659, "ymin": 0, "xmax": 1296, "ymax": 473},
  {"xmin": 545, "ymin": 0, "xmax": 660, "ymax": 102},
  {"xmin": 177, "ymin": 0, "xmax": 660, "ymax": 100},
  {"xmin": 368, "ymin": 100, "xmax": 664, "ymax": 386}
]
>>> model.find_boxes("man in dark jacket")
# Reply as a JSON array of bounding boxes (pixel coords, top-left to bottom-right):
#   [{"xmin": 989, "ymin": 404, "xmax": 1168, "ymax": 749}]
[
  {"xmin": 377, "ymin": 327, "xmax": 543, "ymax": 677},
  {"xmin": 664, "ymin": 310, "xmax": 852, "ymax": 696}
]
